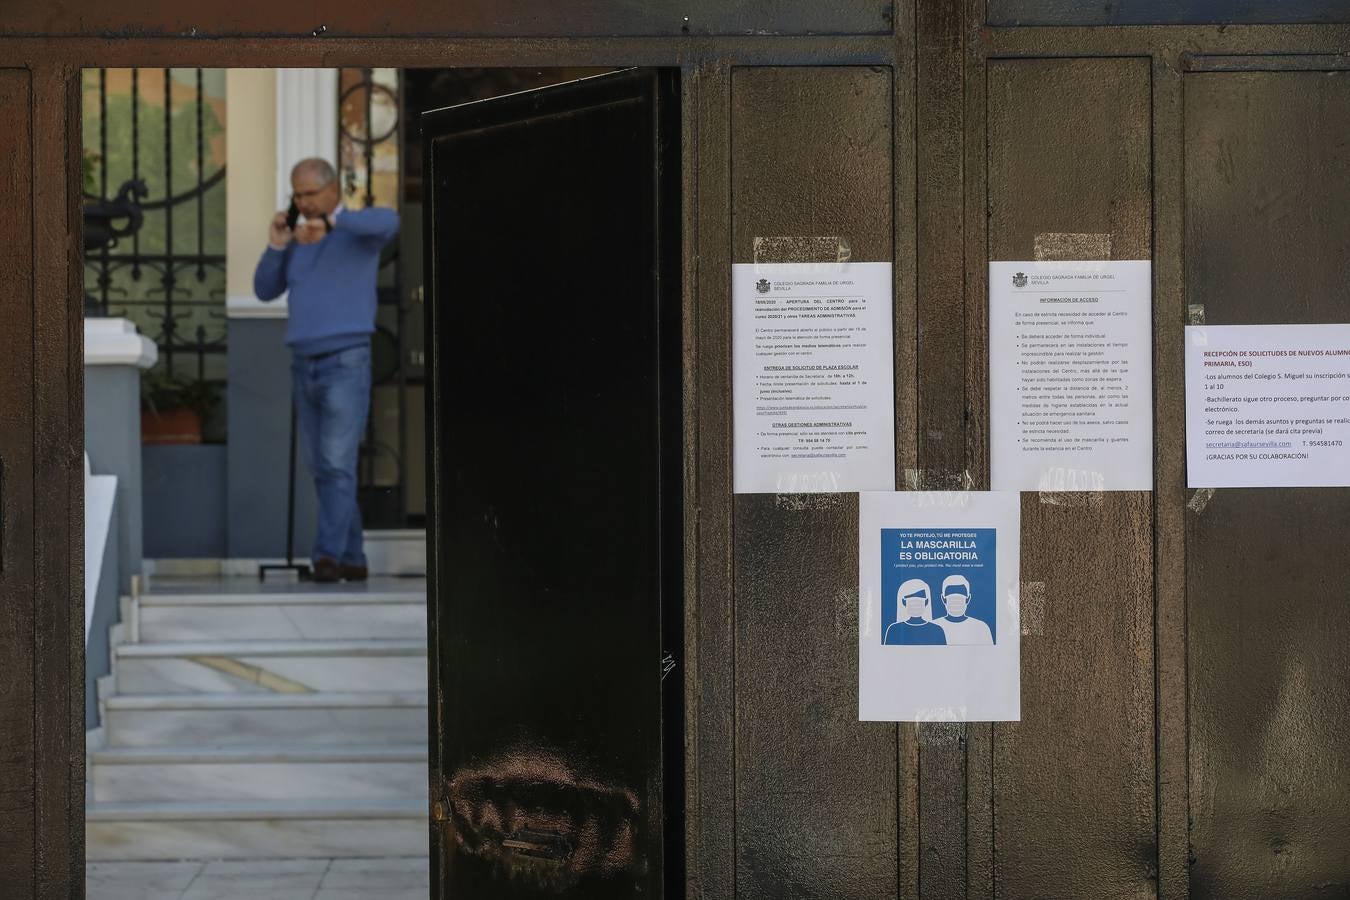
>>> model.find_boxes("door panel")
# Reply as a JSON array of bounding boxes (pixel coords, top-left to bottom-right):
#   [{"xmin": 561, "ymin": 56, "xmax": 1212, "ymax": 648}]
[
  {"xmin": 1184, "ymin": 70, "xmax": 1350, "ymax": 898},
  {"xmin": 988, "ymin": 0, "xmax": 1350, "ymax": 26},
  {"xmin": 424, "ymin": 69, "xmax": 681, "ymax": 899},
  {"xmin": 730, "ymin": 65, "xmax": 897, "ymax": 900},
  {"xmin": 0, "ymin": 67, "xmax": 36, "ymax": 896},
  {"xmin": 986, "ymin": 57, "xmax": 1157, "ymax": 900}
]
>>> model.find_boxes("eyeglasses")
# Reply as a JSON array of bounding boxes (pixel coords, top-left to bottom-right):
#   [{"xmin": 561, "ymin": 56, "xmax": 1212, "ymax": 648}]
[{"xmin": 291, "ymin": 186, "xmax": 329, "ymax": 201}]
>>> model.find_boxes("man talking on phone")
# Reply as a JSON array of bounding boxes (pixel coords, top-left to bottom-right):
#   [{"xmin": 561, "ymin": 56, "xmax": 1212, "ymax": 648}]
[{"xmin": 253, "ymin": 158, "xmax": 399, "ymax": 582}]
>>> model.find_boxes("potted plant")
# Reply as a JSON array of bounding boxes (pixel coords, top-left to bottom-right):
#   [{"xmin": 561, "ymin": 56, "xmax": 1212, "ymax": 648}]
[{"xmin": 141, "ymin": 370, "xmax": 221, "ymax": 445}]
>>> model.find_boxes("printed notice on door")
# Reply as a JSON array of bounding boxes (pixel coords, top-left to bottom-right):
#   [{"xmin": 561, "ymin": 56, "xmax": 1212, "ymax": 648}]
[
  {"xmin": 733, "ymin": 262, "xmax": 895, "ymax": 493},
  {"xmin": 989, "ymin": 260, "xmax": 1153, "ymax": 492},
  {"xmin": 858, "ymin": 491, "xmax": 1021, "ymax": 722},
  {"xmin": 1186, "ymin": 324, "xmax": 1350, "ymax": 488}
]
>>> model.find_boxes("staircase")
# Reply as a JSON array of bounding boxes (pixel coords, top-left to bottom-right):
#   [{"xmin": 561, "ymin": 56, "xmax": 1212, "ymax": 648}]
[{"xmin": 86, "ymin": 578, "xmax": 430, "ymax": 861}]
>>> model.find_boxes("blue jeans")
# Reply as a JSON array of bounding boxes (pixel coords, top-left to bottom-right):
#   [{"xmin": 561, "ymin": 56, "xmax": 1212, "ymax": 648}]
[{"xmin": 292, "ymin": 344, "xmax": 370, "ymax": 567}]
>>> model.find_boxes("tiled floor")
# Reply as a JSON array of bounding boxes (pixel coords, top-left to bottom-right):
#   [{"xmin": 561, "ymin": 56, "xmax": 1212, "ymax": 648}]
[{"xmin": 86, "ymin": 857, "xmax": 430, "ymax": 899}]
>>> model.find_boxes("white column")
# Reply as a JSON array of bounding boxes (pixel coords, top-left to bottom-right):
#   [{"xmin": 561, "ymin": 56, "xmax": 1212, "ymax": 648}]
[
  {"xmin": 226, "ymin": 69, "xmax": 281, "ymax": 319},
  {"xmin": 85, "ymin": 317, "xmax": 158, "ymax": 368},
  {"xmin": 274, "ymin": 68, "xmax": 341, "ymax": 210}
]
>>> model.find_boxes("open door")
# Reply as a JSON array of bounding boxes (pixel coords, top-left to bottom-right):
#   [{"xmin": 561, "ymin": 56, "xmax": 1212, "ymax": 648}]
[{"xmin": 422, "ymin": 69, "xmax": 682, "ymax": 898}]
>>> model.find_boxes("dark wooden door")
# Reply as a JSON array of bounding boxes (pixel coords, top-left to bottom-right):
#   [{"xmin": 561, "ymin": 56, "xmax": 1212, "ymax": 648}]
[
  {"xmin": 422, "ymin": 69, "xmax": 682, "ymax": 899},
  {"xmin": 0, "ymin": 65, "xmax": 40, "ymax": 897},
  {"xmin": 0, "ymin": 65, "xmax": 81, "ymax": 899}
]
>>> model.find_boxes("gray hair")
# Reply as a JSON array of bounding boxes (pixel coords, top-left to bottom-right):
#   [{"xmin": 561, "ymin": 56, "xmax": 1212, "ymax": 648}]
[{"xmin": 291, "ymin": 157, "xmax": 336, "ymax": 186}]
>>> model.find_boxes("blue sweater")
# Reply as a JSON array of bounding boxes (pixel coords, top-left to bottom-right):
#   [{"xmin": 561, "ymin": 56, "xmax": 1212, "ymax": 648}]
[{"xmin": 253, "ymin": 206, "xmax": 400, "ymax": 357}]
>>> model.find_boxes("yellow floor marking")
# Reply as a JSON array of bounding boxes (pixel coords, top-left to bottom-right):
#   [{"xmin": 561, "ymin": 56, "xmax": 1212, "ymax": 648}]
[{"xmin": 188, "ymin": 656, "xmax": 314, "ymax": 694}]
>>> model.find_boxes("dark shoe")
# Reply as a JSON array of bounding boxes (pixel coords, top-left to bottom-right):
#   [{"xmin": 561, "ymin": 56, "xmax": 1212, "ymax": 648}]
[
  {"xmin": 340, "ymin": 564, "xmax": 368, "ymax": 582},
  {"xmin": 313, "ymin": 557, "xmax": 340, "ymax": 583}
]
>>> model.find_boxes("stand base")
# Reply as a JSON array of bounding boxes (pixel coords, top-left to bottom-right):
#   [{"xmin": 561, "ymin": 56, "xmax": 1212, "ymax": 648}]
[{"xmin": 259, "ymin": 562, "xmax": 312, "ymax": 581}]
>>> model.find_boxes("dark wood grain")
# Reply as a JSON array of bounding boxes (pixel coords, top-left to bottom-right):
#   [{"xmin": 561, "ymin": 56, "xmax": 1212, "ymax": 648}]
[
  {"xmin": 1152, "ymin": 54, "xmax": 1191, "ymax": 900},
  {"xmin": 989, "ymin": 0, "xmax": 1350, "ymax": 26},
  {"xmin": 987, "ymin": 57, "xmax": 1158, "ymax": 900},
  {"xmin": 915, "ymin": 1, "xmax": 972, "ymax": 896},
  {"xmin": 0, "ymin": 0, "xmax": 892, "ymax": 38},
  {"xmin": 1185, "ymin": 69, "xmax": 1350, "ymax": 899},
  {"xmin": 962, "ymin": 1, "xmax": 994, "ymax": 893},
  {"xmin": 32, "ymin": 65, "xmax": 82, "ymax": 899},
  {"xmin": 892, "ymin": 3, "xmax": 922, "ymax": 894},
  {"xmin": 3, "ymin": 13, "xmax": 1350, "ymax": 900},
  {"xmin": 730, "ymin": 66, "xmax": 898, "ymax": 899},
  {"xmin": 689, "ymin": 62, "xmax": 736, "ymax": 900},
  {"xmin": 0, "ymin": 66, "xmax": 37, "ymax": 897}
]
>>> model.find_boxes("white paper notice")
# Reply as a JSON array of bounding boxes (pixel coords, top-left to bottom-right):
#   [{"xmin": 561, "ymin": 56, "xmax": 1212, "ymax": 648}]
[
  {"xmin": 990, "ymin": 260, "xmax": 1153, "ymax": 492},
  {"xmin": 1186, "ymin": 324, "xmax": 1350, "ymax": 488},
  {"xmin": 859, "ymin": 491, "xmax": 1021, "ymax": 723},
  {"xmin": 733, "ymin": 262, "xmax": 895, "ymax": 493}
]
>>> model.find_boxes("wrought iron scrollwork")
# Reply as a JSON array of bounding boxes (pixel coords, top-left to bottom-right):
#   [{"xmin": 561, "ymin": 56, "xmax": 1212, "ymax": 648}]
[
  {"xmin": 85, "ymin": 67, "xmax": 228, "ymax": 400},
  {"xmin": 83, "ymin": 178, "xmax": 147, "ymax": 254}
]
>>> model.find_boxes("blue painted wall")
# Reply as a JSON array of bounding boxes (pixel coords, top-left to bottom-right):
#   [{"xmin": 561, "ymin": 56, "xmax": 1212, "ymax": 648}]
[
  {"xmin": 85, "ymin": 365, "xmax": 143, "ymax": 592},
  {"xmin": 142, "ymin": 445, "xmax": 228, "ymax": 558},
  {"xmin": 227, "ymin": 318, "xmax": 317, "ymax": 561}
]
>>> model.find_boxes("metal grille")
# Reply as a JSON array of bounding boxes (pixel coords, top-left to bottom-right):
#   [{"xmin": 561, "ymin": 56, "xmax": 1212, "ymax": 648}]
[
  {"xmin": 339, "ymin": 67, "xmax": 407, "ymax": 526},
  {"xmin": 83, "ymin": 68, "xmax": 228, "ymax": 389}
]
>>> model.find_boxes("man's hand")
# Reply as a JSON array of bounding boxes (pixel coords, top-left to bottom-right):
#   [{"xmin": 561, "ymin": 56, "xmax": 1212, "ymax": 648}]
[
  {"xmin": 269, "ymin": 211, "xmax": 291, "ymax": 249},
  {"xmin": 293, "ymin": 221, "xmax": 327, "ymax": 245}
]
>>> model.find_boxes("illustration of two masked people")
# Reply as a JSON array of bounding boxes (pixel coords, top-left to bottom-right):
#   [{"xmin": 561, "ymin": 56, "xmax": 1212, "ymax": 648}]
[{"xmin": 883, "ymin": 574, "xmax": 993, "ymax": 646}]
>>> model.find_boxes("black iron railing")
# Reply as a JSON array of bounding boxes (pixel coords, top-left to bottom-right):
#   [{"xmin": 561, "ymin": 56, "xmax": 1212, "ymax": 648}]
[
  {"xmin": 85, "ymin": 68, "xmax": 228, "ymax": 387},
  {"xmin": 340, "ymin": 67, "xmax": 408, "ymax": 526}
]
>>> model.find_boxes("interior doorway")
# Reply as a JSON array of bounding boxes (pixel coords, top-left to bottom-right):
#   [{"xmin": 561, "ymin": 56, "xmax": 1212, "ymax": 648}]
[{"xmin": 80, "ymin": 65, "xmax": 681, "ymax": 900}]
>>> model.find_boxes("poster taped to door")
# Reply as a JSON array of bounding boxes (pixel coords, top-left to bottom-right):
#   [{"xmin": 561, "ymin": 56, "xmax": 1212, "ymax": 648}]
[
  {"xmin": 859, "ymin": 491, "xmax": 1021, "ymax": 722},
  {"xmin": 733, "ymin": 261, "xmax": 895, "ymax": 493},
  {"xmin": 1186, "ymin": 323, "xmax": 1350, "ymax": 487},
  {"xmin": 989, "ymin": 260, "xmax": 1153, "ymax": 492}
]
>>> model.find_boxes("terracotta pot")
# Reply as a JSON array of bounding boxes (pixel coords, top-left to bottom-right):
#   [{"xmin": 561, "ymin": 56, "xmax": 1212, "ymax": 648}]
[{"xmin": 141, "ymin": 407, "xmax": 202, "ymax": 445}]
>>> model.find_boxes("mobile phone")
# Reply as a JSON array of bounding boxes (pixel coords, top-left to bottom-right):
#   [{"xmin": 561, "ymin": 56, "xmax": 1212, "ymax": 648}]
[{"xmin": 286, "ymin": 200, "xmax": 300, "ymax": 230}]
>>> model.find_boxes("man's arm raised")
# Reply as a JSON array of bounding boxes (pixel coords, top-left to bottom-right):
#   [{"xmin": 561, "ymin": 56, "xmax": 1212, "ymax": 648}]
[
  {"xmin": 335, "ymin": 206, "xmax": 400, "ymax": 244},
  {"xmin": 253, "ymin": 211, "xmax": 292, "ymax": 301}
]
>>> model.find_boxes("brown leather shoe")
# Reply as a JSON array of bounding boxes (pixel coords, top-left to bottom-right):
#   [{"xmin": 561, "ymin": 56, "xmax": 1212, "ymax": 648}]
[
  {"xmin": 340, "ymin": 564, "xmax": 368, "ymax": 582},
  {"xmin": 313, "ymin": 557, "xmax": 340, "ymax": 583}
]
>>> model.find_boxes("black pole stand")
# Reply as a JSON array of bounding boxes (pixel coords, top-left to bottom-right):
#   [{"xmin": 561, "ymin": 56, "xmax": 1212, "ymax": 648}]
[{"xmin": 260, "ymin": 399, "xmax": 312, "ymax": 580}]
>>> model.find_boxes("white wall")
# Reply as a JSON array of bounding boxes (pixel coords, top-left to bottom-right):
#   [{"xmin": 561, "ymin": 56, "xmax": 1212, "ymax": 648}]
[{"xmin": 225, "ymin": 68, "xmax": 282, "ymax": 318}]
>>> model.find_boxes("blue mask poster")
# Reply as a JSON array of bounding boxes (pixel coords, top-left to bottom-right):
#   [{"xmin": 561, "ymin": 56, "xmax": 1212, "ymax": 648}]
[
  {"xmin": 880, "ymin": 528, "xmax": 997, "ymax": 646},
  {"xmin": 859, "ymin": 492, "xmax": 1021, "ymax": 722}
]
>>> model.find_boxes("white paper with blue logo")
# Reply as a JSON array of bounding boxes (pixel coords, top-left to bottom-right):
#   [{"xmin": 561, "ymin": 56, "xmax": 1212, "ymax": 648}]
[
  {"xmin": 859, "ymin": 491, "xmax": 1021, "ymax": 722},
  {"xmin": 733, "ymin": 262, "xmax": 895, "ymax": 493},
  {"xmin": 989, "ymin": 260, "xmax": 1153, "ymax": 492}
]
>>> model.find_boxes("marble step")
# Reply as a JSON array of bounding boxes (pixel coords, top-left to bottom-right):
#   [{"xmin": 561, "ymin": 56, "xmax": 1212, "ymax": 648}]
[
  {"xmin": 364, "ymin": 530, "xmax": 427, "ymax": 577},
  {"xmin": 114, "ymin": 639, "xmax": 427, "ymax": 695},
  {"xmin": 86, "ymin": 798, "xmax": 429, "ymax": 861},
  {"xmin": 137, "ymin": 590, "xmax": 427, "ymax": 642},
  {"xmin": 103, "ymin": 692, "xmax": 428, "ymax": 748},
  {"xmin": 89, "ymin": 744, "xmax": 428, "ymax": 803}
]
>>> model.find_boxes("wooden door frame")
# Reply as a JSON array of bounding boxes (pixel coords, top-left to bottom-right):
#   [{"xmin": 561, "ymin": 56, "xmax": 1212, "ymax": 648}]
[
  {"xmin": 7, "ymin": 8, "xmax": 1350, "ymax": 899},
  {"xmin": 2, "ymin": 30, "xmax": 909, "ymax": 900}
]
